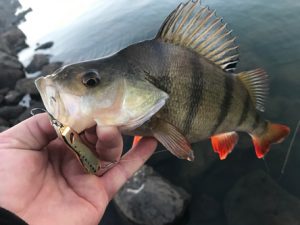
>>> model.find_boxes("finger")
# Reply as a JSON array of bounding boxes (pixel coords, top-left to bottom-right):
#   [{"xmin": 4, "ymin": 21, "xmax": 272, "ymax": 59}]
[
  {"xmin": 101, "ymin": 137, "xmax": 157, "ymax": 200},
  {"xmin": 0, "ymin": 113, "xmax": 57, "ymax": 151},
  {"xmin": 95, "ymin": 126, "xmax": 123, "ymax": 162},
  {"xmin": 83, "ymin": 125, "xmax": 97, "ymax": 145}
]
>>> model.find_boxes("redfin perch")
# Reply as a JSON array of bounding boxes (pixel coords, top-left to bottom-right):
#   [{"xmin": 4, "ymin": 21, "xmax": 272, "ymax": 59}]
[{"xmin": 35, "ymin": 0, "xmax": 290, "ymax": 164}]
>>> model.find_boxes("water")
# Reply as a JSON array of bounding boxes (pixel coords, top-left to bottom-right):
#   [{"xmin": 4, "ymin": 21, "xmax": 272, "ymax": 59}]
[
  {"xmin": 19, "ymin": 0, "xmax": 184, "ymax": 64},
  {"xmin": 18, "ymin": 0, "xmax": 300, "ymax": 224}
]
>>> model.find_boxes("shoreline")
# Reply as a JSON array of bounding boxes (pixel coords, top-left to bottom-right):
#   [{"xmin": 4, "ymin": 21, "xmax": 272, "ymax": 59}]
[{"xmin": 0, "ymin": 0, "xmax": 62, "ymax": 131}]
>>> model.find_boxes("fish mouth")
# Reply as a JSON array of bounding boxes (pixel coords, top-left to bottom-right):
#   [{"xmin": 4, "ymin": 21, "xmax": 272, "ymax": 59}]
[
  {"xmin": 35, "ymin": 75, "xmax": 96, "ymax": 133},
  {"xmin": 35, "ymin": 76, "xmax": 66, "ymax": 123}
]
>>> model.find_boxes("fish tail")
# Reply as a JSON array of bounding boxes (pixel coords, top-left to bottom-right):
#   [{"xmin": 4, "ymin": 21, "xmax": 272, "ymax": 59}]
[{"xmin": 250, "ymin": 122, "xmax": 290, "ymax": 158}]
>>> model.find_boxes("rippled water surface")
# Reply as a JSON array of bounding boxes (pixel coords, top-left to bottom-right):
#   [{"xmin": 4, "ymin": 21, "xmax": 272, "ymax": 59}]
[{"xmin": 19, "ymin": 0, "xmax": 300, "ymax": 224}]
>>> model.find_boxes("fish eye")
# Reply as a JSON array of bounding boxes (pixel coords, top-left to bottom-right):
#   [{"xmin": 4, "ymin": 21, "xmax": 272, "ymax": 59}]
[{"xmin": 82, "ymin": 70, "xmax": 100, "ymax": 87}]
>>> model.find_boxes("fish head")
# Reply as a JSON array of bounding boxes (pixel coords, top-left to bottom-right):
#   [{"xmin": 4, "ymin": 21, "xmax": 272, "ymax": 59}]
[
  {"xmin": 35, "ymin": 62, "xmax": 126, "ymax": 133},
  {"xmin": 35, "ymin": 58, "xmax": 169, "ymax": 133}
]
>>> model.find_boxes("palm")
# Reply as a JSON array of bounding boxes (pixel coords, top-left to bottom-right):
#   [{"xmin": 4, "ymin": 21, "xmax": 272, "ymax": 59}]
[{"xmin": 0, "ymin": 113, "xmax": 156, "ymax": 225}]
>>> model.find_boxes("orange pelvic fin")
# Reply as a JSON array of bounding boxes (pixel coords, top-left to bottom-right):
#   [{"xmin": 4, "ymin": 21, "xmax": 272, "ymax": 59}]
[
  {"xmin": 211, "ymin": 132, "xmax": 239, "ymax": 160},
  {"xmin": 251, "ymin": 123, "xmax": 290, "ymax": 158},
  {"xmin": 132, "ymin": 136, "xmax": 143, "ymax": 148}
]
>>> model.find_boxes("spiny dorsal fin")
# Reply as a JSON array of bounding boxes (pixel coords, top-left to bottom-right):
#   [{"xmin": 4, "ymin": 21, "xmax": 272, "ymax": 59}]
[
  {"xmin": 155, "ymin": 0, "xmax": 239, "ymax": 72},
  {"xmin": 237, "ymin": 69, "xmax": 269, "ymax": 112}
]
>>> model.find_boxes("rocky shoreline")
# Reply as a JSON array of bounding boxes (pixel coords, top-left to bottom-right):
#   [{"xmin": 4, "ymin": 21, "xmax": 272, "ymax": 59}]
[{"xmin": 0, "ymin": 0, "xmax": 62, "ymax": 132}]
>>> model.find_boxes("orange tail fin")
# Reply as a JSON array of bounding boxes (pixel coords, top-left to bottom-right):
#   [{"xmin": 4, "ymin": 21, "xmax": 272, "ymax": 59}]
[
  {"xmin": 132, "ymin": 136, "xmax": 143, "ymax": 148},
  {"xmin": 251, "ymin": 123, "xmax": 290, "ymax": 158}
]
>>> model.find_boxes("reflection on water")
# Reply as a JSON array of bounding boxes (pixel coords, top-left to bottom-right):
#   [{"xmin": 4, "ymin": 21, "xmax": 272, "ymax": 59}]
[
  {"xmin": 19, "ymin": 0, "xmax": 184, "ymax": 64},
  {"xmin": 19, "ymin": 0, "xmax": 300, "ymax": 224}
]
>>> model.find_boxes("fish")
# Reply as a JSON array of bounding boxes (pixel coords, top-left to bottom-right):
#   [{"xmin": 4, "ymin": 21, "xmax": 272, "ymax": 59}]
[{"xmin": 35, "ymin": 0, "xmax": 290, "ymax": 169}]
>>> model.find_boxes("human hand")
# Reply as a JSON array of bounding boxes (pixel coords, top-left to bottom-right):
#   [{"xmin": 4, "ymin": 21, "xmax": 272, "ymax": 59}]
[{"xmin": 0, "ymin": 113, "xmax": 157, "ymax": 225}]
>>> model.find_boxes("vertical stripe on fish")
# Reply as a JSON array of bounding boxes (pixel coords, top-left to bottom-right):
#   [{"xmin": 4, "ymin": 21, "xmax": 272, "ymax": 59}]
[
  {"xmin": 237, "ymin": 92, "xmax": 251, "ymax": 127},
  {"xmin": 210, "ymin": 75, "xmax": 234, "ymax": 135},
  {"xmin": 183, "ymin": 62, "xmax": 203, "ymax": 135}
]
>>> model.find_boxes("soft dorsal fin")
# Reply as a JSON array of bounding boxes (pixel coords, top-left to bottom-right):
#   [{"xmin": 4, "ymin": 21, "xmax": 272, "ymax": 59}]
[
  {"xmin": 236, "ymin": 69, "xmax": 269, "ymax": 112},
  {"xmin": 155, "ymin": 0, "xmax": 239, "ymax": 72}
]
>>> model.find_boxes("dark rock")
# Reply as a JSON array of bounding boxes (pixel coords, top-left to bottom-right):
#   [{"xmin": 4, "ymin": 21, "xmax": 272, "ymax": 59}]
[
  {"xmin": 13, "ymin": 8, "xmax": 32, "ymax": 26},
  {"xmin": 0, "ymin": 126, "xmax": 9, "ymax": 132},
  {"xmin": 0, "ymin": 105, "xmax": 25, "ymax": 120},
  {"xmin": 224, "ymin": 170, "xmax": 300, "ymax": 225},
  {"xmin": 197, "ymin": 195, "xmax": 222, "ymax": 222},
  {"xmin": 15, "ymin": 78, "xmax": 39, "ymax": 96},
  {"xmin": 13, "ymin": 100, "xmax": 44, "ymax": 125},
  {"xmin": 0, "ymin": 26, "xmax": 28, "ymax": 54},
  {"xmin": 0, "ymin": 0, "xmax": 21, "ymax": 33},
  {"xmin": 0, "ymin": 51, "xmax": 25, "ymax": 89},
  {"xmin": 114, "ymin": 165, "xmax": 190, "ymax": 225},
  {"xmin": 40, "ymin": 61, "xmax": 63, "ymax": 76},
  {"xmin": 0, "ymin": 87, "xmax": 10, "ymax": 95},
  {"xmin": 26, "ymin": 54, "xmax": 50, "ymax": 73},
  {"xmin": 4, "ymin": 90, "xmax": 23, "ymax": 104},
  {"xmin": 0, "ymin": 38, "xmax": 13, "ymax": 55},
  {"xmin": 0, "ymin": 50, "xmax": 22, "ymax": 68},
  {"xmin": 0, "ymin": 117, "xmax": 10, "ymax": 127},
  {"xmin": 35, "ymin": 41, "xmax": 54, "ymax": 51},
  {"xmin": 0, "ymin": 95, "xmax": 3, "ymax": 105}
]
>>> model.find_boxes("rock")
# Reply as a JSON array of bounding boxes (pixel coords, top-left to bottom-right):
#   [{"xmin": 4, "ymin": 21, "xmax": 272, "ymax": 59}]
[
  {"xmin": 0, "ymin": 26, "xmax": 28, "ymax": 54},
  {"xmin": 15, "ymin": 78, "xmax": 39, "ymax": 96},
  {"xmin": 35, "ymin": 41, "xmax": 54, "ymax": 51},
  {"xmin": 13, "ymin": 107, "xmax": 33, "ymax": 124},
  {"xmin": 196, "ymin": 195, "xmax": 222, "ymax": 222},
  {"xmin": 26, "ymin": 54, "xmax": 50, "ymax": 73},
  {"xmin": 0, "ymin": 51, "xmax": 25, "ymax": 89},
  {"xmin": 4, "ymin": 90, "xmax": 23, "ymax": 104},
  {"xmin": 0, "ymin": 87, "xmax": 10, "ymax": 95},
  {"xmin": 114, "ymin": 165, "xmax": 190, "ymax": 225},
  {"xmin": 224, "ymin": 170, "xmax": 300, "ymax": 225},
  {"xmin": 40, "ymin": 61, "xmax": 63, "ymax": 76},
  {"xmin": 0, "ymin": 95, "xmax": 3, "ymax": 105},
  {"xmin": 0, "ymin": 38, "xmax": 13, "ymax": 55},
  {"xmin": 13, "ymin": 8, "xmax": 32, "ymax": 26},
  {"xmin": 0, "ymin": 0, "xmax": 21, "ymax": 33},
  {"xmin": 13, "ymin": 100, "xmax": 44, "ymax": 125},
  {"xmin": 0, "ymin": 126, "xmax": 9, "ymax": 132},
  {"xmin": 0, "ymin": 105, "xmax": 25, "ymax": 120},
  {"xmin": 0, "ymin": 87, "xmax": 9, "ymax": 95},
  {"xmin": 0, "ymin": 117, "xmax": 10, "ymax": 127}
]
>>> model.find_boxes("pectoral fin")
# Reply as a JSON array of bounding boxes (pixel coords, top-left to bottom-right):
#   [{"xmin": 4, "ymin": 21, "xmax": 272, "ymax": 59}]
[{"xmin": 152, "ymin": 119, "xmax": 194, "ymax": 161}]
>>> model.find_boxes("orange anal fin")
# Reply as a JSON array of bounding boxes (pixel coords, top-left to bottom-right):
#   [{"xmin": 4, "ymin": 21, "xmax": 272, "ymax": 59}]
[
  {"xmin": 251, "ymin": 123, "xmax": 290, "ymax": 158},
  {"xmin": 132, "ymin": 136, "xmax": 143, "ymax": 148},
  {"xmin": 211, "ymin": 132, "xmax": 239, "ymax": 160}
]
